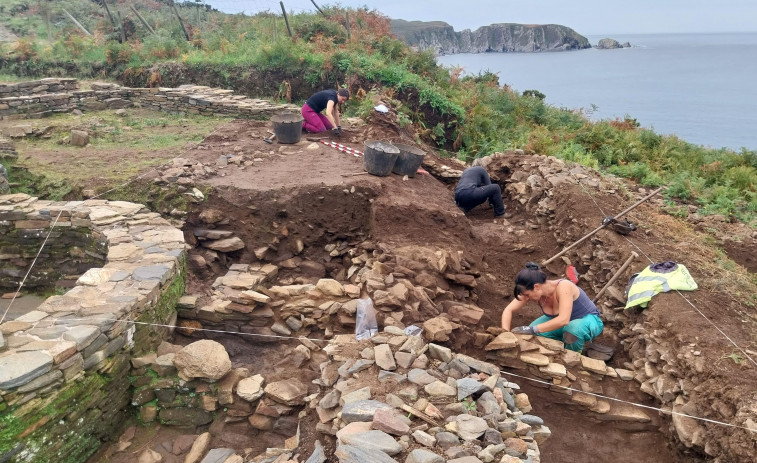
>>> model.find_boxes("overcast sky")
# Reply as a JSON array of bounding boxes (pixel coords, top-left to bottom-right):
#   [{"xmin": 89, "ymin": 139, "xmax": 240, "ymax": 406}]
[{"xmin": 199, "ymin": 0, "xmax": 757, "ymax": 35}]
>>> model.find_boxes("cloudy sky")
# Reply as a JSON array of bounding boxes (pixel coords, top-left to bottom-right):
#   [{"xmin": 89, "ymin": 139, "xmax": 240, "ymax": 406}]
[{"xmin": 199, "ymin": 0, "xmax": 757, "ymax": 35}]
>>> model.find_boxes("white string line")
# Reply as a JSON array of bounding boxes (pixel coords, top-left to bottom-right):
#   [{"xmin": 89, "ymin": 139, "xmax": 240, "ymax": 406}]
[
  {"xmin": 498, "ymin": 369, "xmax": 755, "ymax": 432},
  {"xmin": 570, "ymin": 178, "xmax": 757, "ymax": 369},
  {"xmin": 0, "ymin": 210, "xmax": 64, "ymax": 325},
  {"xmin": 33, "ymin": 314, "xmax": 756, "ymax": 433},
  {"xmin": 0, "ymin": 122, "xmax": 227, "ymax": 325},
  {"xmin": 622, "ymin": 236, "xmax": 757, "ymax": 369},
  {"xmin": 44, "ymin": 316, "xmax": 333, "ymax": 343}
]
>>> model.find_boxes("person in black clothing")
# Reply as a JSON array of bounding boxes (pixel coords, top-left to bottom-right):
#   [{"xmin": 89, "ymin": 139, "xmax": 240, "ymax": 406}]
[
  {"xmin": 454, "ymin": 166, "xmax": 508, "ymax": 217},
  {"xmin": 301, "ymin": 88, "xmax": 350, "ymax": 135}
]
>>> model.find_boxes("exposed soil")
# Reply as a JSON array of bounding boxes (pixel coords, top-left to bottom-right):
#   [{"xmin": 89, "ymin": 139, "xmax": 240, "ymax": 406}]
[{"xmin": 8, "ymin": 110, "xmax": 756, "ymax": 462}]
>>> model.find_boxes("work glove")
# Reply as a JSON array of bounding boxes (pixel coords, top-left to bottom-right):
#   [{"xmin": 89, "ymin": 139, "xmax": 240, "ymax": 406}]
[
  {"xmin": 333, "ymin": 126, "xmax": 342, "ymax": 136},
  {"xmin": 511, "ymin": 326, "xmax": 540, "ymax": 335}
]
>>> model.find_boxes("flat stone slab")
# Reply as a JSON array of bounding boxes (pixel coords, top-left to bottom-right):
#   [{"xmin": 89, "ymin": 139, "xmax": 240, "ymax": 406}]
[
  {"xmin": 340, "ymin": 430, "xmax": 403, "ymax": 456},
  {"xmin": 334, "ymin": 444, "xmax": 399, "ymax": 463},
  {"xmin": 456, "ymin": 377, "xmax": 484, "ymax": 401},
  {"xmin": 485, "ymin": 331, "xmax": 519, "ymax": 350},
  {"xmin": 132, "ymin": 265, "xmax": 171, "ymax": 283},
  {"xmin": 200, "ymin": 448, "xmax": 236, "ymax": 463},
  {"xmin": 341, "ymin": 400, "xmax": 393, "ymax": 423},
  {"xmin": 0, "ymin": 350, "xmax": 54, "ymax": 388}
]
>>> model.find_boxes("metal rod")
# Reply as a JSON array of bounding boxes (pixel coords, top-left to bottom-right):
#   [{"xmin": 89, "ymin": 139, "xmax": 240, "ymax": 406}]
[
  {"xmin": 542, "ymin": 186, "xmax": 663, "ymax": 266},
  {"xmin": 593, "ymin": 251, "xmax": 638, "ymax": 303},
  {"xmin": 280, "ymin": 2, "xmax": 292, "ymax": 37},
  {"xmin": 62, "ymin": 8, "xmax": 92, "ymax": 36},
  {"xmin": 130, "ymin": 5, "xmax": 155, "ymax": 35}
]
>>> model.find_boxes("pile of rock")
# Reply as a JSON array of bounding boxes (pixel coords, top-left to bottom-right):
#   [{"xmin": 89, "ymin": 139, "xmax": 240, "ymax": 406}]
[
  {"xmin": 299, "ymin": 331, "xmax": 550, "ymax": 462},
  {"xmin": 178, "ymin": 240, "xmax": 485, "ymax": 347},
  {"xmin": 125, "ymin": 330, "xmax": 549, "ymax": 463}
]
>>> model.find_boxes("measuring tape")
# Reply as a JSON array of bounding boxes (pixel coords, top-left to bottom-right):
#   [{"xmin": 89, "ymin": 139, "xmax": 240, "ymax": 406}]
[{"xmin": 320, "ymin": 140, "xmax": 363, "ymax": 157}]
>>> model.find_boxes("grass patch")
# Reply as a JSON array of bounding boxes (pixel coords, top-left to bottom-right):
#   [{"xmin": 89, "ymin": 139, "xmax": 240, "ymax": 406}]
[{"xmin": 3, "ymin": 109, "xmax": 231, "ymax": 192}]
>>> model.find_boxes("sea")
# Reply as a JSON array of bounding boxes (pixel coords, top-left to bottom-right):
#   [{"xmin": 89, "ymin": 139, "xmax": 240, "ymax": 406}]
[{"xmin": 436, "ymin": 33, "xmax": 757, "ymax": 152}]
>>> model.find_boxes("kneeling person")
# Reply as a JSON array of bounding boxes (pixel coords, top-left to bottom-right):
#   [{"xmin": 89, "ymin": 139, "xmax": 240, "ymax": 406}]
[
  {"xmin": 501, "ymin": 262, "xmax": 603, "ymax": 352},
  {"xmin": 301, "ymin": 88, "xmax": 349, "ymax": 135},
  {"xmin": 454, "ymin": 166, "xmax": 507, "ymax": 217}
]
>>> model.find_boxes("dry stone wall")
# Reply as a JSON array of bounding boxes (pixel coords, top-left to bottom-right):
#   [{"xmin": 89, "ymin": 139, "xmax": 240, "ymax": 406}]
[
  {"xmin": 0, "ymin": 200, "xmax": 107, "ymax": 289},
  {"xmin": 0, "ymin": 193, "xmax": 186, "ymax": 463},
  {"xmin": 0, "ymin": 78, "xmax": 298, "ymax": 120},
  {"xmin": 0, "ymin": 78, "xmax": 78, "ymax": 98}
]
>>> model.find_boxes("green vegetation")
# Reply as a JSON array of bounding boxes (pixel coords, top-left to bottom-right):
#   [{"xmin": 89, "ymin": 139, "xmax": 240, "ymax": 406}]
[{"xmin": 1, "ymin": 1, "xmax": 755, "ymax": 224}]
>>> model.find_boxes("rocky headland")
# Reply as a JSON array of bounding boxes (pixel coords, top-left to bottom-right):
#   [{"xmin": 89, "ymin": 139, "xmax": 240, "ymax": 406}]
[{"xmin": 390, "ymin": 20, "xmax": 591, "ymax": 55}]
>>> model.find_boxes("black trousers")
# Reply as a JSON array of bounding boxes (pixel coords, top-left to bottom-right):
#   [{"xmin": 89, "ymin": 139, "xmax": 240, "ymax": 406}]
[{"xmin": 454, "ymin": 166, "xmax": 506, "ymax": 216}]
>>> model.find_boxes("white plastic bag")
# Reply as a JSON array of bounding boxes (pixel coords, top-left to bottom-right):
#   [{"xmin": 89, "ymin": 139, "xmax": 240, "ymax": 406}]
[{"xmin": 355, "ymin": 297, "xmax": 378, "ymax": 340}]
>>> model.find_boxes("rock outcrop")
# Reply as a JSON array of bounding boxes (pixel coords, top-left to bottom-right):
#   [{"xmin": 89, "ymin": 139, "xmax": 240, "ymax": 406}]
[
  {"xmin": 596, "ymin": 38, "xmax": 631, "ymax": 49},
  {"xmin": 390, "ymin": 20, "xmax": 591, "ymax": 55}
]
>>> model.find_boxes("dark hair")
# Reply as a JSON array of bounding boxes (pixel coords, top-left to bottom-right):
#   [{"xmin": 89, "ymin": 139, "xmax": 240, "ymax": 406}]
[
  {"xmin": 513, "ymin": 262, "xmax": 547, "ymax": 299},
  {"xmin": 337, "ymin": 88, "xmax": 350, "ymax": 99}
]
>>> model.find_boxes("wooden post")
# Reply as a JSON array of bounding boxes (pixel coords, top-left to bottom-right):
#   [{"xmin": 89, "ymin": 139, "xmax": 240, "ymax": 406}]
[
  {"xmin": 116, "ymin": 10, "xmax": 126, "ymax": 43},
  {"xmin": 130, "ymin": 5, "xmax": 155, "ymax": 35},
  {"xmin": 40, "ymin": 0, "xmax": 51, "ymax": 42},
  {"xmin": 310, "ymin": 0, "xmax": 326, "ymax": 16},
  {"xmin": 345, "ymin": 12, "xmax": 351, "ymax": 40},
  {"xmin": 279, "ymin": 2, "xmax": 292, "ymax": 37},
  {"xmin": 592, "ymin": 252, "xmax": 638, "ymax": 304},
  {"xmin": 101, "ymin": 0, "xmax": 118, "ymax": 28},
  {"xmin": 62, "ymin": 8, "xmax": 92, "ymax": 36},
  {"xmin": 170, "ymin": 0, "xmax": 191, "ymax": 41},
  {"xmin": 541, "ymin": 186, "xmax": 664, "ymax": 266}
]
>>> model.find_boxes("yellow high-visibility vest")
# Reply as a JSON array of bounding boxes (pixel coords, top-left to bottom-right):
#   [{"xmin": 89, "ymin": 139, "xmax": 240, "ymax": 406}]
[{"xmin": 625, "ymin": 262, "xmax": 698, "ymax": 309}]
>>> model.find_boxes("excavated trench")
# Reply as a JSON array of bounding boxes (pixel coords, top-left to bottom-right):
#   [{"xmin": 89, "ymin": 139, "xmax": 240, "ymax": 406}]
[{"xmin": 171, "ymin": 177, "xmax": 689, "ymax": 463}]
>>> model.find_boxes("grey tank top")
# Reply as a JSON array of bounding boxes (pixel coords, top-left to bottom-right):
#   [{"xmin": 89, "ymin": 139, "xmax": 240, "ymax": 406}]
[{"xmin": 541, "ymin": 280, "xmax": 601, "ymax": 320}]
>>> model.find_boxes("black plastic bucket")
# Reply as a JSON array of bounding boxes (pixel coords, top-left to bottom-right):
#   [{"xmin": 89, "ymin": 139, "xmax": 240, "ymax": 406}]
[
  {"xmin": 363, "ymin": 141, "xmax": 400, "ymax": 176},
  {"xmin": 271, "ymin": 112, "xmax": 304, "ymax": 144},
  {"xmin": 392, "ymin": 143, "xmax": 426, "ymax": 177}
]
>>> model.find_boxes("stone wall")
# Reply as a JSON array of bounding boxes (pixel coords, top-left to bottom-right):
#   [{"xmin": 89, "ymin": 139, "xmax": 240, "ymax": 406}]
[
  {"xmin": 0, "ymin": 79, "xmax": 298, "ymax": 120},
  {"xmin": 0, "ymin": 78, "xmax": 79, "ymax": 98},
  {"xmin": 0, "ymin": 193, "xmax": 186, "ymax": 463},
  {"xmin": 0, "ymin": 203, "xmax": 107, "ymax": 289},
  {"xmin": 0, "ymin": 135, "xmax": 16, "ymax": 159}
]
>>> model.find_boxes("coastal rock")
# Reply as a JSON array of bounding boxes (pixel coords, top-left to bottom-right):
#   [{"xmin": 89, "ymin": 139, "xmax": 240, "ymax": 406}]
[
  {"xmin": 596, "ymin": 38, "xmax": 630, "ymax": 49},
  {"xmin": 391, "ymin": 20, "xmax": 591, "ymax": 55}
]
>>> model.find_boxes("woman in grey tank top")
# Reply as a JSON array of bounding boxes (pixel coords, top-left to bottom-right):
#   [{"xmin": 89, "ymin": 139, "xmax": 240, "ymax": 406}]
[{"xmin": 500, "ymin": 262, "xmax": 604, "ymax": 352}]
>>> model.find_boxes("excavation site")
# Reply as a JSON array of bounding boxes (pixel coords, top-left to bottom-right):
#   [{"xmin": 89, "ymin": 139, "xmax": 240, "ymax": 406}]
[{"xmin": 0, "ymin": 79, "xmax": 756, "ymax": 463}]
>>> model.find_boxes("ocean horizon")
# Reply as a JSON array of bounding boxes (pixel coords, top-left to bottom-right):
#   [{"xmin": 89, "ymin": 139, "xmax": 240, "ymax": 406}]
[{"xmin": 437, "ymin": 32, "xmax": 757, "ymax": 152}]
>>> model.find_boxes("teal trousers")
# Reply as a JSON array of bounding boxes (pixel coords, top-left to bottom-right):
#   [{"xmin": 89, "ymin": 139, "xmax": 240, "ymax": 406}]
[{"xmin": 529, "ymin": 314, "xmax": 603, "ymax": 352}]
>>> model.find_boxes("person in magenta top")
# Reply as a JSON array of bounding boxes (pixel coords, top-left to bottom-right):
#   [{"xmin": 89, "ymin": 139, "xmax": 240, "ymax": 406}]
[
  {"xmin": 301, "ymin": 89, "xmax": 350, "ymax": 135},
  {"xmin": 500, "ymin": 262, "xmax": 603, "ymax": 352}
]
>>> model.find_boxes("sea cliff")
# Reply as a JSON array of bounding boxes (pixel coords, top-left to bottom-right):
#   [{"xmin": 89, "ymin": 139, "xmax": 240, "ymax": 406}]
[{"xmin": 390, "ymin": 20, "xmax": 591, "ymax": 54}]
